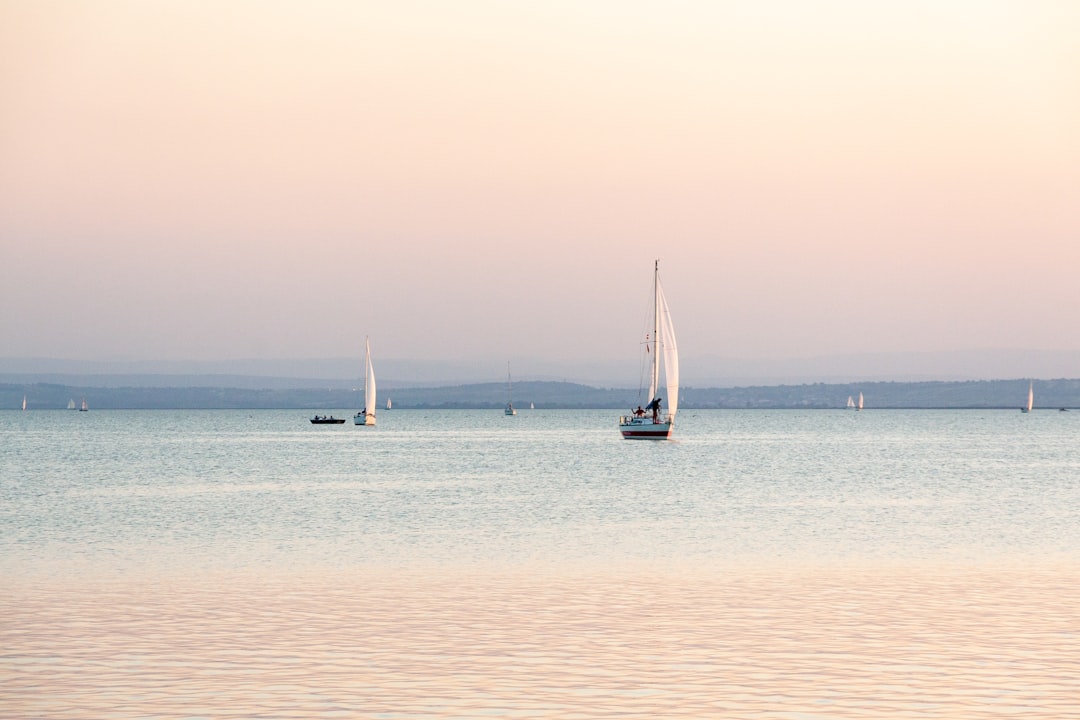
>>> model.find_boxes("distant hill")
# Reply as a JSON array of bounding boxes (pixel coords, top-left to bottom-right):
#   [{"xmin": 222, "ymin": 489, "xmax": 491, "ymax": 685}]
[
  {"xmin": 5, "ymin": 378, "xmax": 1079, "ymax": 410},
  {"xmin": 5, "ymin": 348, "xmax": 1080, "ymax": 388}
]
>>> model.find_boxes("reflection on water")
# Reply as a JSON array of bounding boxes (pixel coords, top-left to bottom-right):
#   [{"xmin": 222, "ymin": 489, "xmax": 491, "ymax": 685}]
[
  {"xmin": 3, "ymin": 566, "xmax": 1078, "ymax": 719},
  {"xmin": 3, "ymin": 409, "xmax": 1079, "ymax": 717}
]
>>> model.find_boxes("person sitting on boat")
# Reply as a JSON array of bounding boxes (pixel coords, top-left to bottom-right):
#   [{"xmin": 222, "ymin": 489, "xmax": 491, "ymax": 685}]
[
  {"xmin": 645, "ymin": 397, "xmax": 662, "ymax": 421},
  {"xmin": 634, "ymin": 405, "xmax": 645, "ymax": 417}
]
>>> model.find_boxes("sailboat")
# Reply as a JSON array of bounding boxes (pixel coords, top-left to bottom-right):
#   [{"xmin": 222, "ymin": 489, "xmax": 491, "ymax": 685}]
[
  {"xmin": 846, "ymin": 396, "xmax": 855, "ymax": 410},
  {"xmin": 386, "ymin": 397, "xmax": 392, "ymax": 410},
  {"xmin": 504, "ymin": 361, "xmax": 516, "ymax": 415},
  {"xmin": 354, "ymin": 337, "xmax": 377, "ymax": 426},
  {"xmin": 22, "ymin": 395, "xmax": 27, "ymax": 411},
  {"xmin": 68, "ymin": 399, "xmax": 76, "ymax": 410},
  {"xmin": 1021, "ymin": 381, "xmax": 1033, "ymax": 413},
  {"xmin": 79, "ymin": 397, "xmax": 89, "ymax": 412},
  {"xmin": 857, "ymin": 392, "xmax": 864, "ymax": 411},
  {"xmin": 619, "ymin": 260, "xmax": 679, "ymax": 439}
]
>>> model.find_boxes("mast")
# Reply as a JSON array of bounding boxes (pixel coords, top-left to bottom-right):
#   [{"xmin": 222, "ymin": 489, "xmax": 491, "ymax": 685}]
[{"xmin": 651, "ymin": 259, "xmax": 660, "ymax": 402}]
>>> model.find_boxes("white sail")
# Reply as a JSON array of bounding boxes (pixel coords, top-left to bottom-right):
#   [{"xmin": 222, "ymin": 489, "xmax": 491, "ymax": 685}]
[
  {"xmin": 1026, "ymin": 381, "xmax": 1033, "ymax": 413},
  {"xmin": 857, "ymin": 392, "xmax": 864, "ymax": 411},
  {"xmin": 68, "ymin": 399, "xmax": 76, "ymax": 410},
  {"xmin": 657, "ymin": 276, "xmax": 679, "ymax": 417},
  {"xmin": 386, "ymin": 398, "xmax": 392, "ymax": 410},
  {"xmin": 364, "ymin": 337, "xmax": 376, "ymax": 425},
  {"xmin": 846, "ymin": 396, "xmax": 855, "ymax": 409},
  {"xmin": 22, "ymin": 395, "xmax": 26, "ymax": 411}
]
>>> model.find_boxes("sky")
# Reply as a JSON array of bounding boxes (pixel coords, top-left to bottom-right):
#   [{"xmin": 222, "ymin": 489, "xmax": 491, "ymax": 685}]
[{"xmin": 2, "ymin": 0, "xmax": 1078, "ymax": 380}]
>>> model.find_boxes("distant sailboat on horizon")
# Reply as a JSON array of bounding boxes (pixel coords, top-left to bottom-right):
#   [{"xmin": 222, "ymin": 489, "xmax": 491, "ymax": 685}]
[
  {"xmin": 386, "ymin": 397, "xmax": 392, "ymax": 410},
  {"xmin": 79, "ymin": 397, "xmax": 88, "ymax": 412},
  {"xmin": 1021, "ymin": 381, "xmax": 1033, "ymax": 413},
  {"xmin": 505, "ymin": 361, "xmax": 517, "ymax": 416},
  {"xmin": 857, "ymin": 392, "xmax": 864, "ymax": 411},
  {"xmin": 68, "ymin": 399, "xmax": 76, "ymax": 410},
  {"xmin": 846, "ymin": 395, "xmax": 855, "ymax": 410},
  {"xmin": 22, "ymin": 395, "xmax": 27, "ymax": 411}
]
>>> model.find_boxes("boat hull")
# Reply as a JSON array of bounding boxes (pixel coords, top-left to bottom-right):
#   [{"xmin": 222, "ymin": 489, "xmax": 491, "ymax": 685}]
[
  {"xmin": 619, "ymin": 416, "xmax": 673, "ymax": 439},
  {"xmin": 354, "ymin": 413, "xmax": 376, "ymax": 426},
  {"xmin": 311, "ymin": 418, "xmax": 345, "ymax": 424}
]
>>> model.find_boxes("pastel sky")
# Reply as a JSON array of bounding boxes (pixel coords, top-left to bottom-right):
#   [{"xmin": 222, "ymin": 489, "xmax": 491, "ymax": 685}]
[{"xmin": 2, "ymin": 0, "xmax": 1078, "ymax": 371}]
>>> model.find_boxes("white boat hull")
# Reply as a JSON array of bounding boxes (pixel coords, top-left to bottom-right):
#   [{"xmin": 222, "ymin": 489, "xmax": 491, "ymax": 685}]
[
  {"xmin": 354, "ymin": 413, "xmax": 375, "ymax": 426},
  {"xmin": 619, "ymin": 416, "xmax": 673, "ymax": 439}
]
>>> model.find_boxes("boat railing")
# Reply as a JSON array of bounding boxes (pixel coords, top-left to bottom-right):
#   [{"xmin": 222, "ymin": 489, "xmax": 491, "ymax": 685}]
[{"xmin": 620, "ymin": 414, "xmax": 672, "ymax": 426}]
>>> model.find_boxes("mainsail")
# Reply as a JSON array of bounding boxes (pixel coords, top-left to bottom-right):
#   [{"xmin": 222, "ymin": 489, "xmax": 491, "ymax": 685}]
[
  {"xmin": 365, "ymin": 337, "xmax": 377, "ymax": 422},
  {"xmin": 658, "ymin": 276, "xmax": 679, "ymax": 418}
]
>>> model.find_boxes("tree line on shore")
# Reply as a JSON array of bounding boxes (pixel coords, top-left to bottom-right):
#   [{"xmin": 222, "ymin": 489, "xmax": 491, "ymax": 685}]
[{"xmin": 5, "ymin": 378, "xmax": 1079, "ymax": 410}]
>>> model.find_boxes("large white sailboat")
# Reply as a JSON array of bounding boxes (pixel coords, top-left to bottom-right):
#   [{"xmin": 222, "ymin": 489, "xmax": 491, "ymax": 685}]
[
  {"xmin": 619, "ymin": 260, "xmax": 679, "ymax": 439},
  {"xmin": 505, "ymin": 361, "xmax": 516, "ymax": 416},
  {"xmin": 354, "ymin": 337, "xmax": 377, "ymax": 426},
  {"xmin": 1021, "ymin": 381, "xmax": 1033, "ymax": 413}
]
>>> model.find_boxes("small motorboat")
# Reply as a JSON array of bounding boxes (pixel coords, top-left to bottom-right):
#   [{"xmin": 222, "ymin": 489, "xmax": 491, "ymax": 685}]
[{"xmin": 310, "ymin": 415, "xmax": 345, "ymax": 424}]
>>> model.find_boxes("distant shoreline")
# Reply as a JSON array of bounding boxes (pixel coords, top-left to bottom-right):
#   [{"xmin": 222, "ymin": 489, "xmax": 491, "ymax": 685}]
[{"xmin": 5, "ymin": 377, "xmax": 1079, "ymax": 411}]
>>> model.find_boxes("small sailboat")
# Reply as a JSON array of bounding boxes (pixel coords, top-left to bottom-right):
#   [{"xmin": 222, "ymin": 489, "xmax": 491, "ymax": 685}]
[
  {"xmin": 619, "ymin": 260, "xmax": 679, "ymax": 439},
  {"xmin": 79, "ymin": 398, "xmax": 88, "ymax": 412},
  {"xmin": 22, "ymin": 395, "xmax": 27, "ymax": 411},
  {"xmin": 1021, "ymin": 381, "xmax": 1033, "ymax": 413},
  {"xmin": 855, "ymin": 392, "xmax": 864, "ymax": 411},
  {"xmin": 354, "ymin": 336, "xmax": 377, "ymax": 426},
  {"xmin": 505, "ymin": 361, "xmax": 517, "ymax": 415},
  {"xmin": 386, "ymin": 397, "xmax": 392, "ymax": 410},
  {"xmin": 846, "ymin": 395, "xmax": 855, "ymax": 410},
  {"xmin": 68, "ymin": 399, "xmax": 77, "ymax": 410},
  {"xmin": 530, "ymin": 402, "xmax": 535, "ymax": 410}
]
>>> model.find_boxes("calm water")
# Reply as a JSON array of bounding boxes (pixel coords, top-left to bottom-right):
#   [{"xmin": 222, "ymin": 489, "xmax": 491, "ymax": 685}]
[
  {"xmin": 2, "ymin": 408, "xmax": 1078, "ymax": 576},
  {"xmin": 3, "ymin": 409, "xmax": 1079, "ymax": 718}
]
